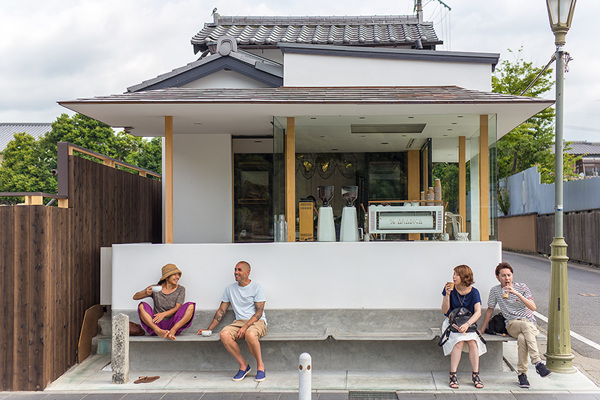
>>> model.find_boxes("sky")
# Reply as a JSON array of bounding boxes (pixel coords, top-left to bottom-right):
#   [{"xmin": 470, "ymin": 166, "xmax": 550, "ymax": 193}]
[{"xmin": 1, "ymin": 0, "xmax": 598, "ymax": 142}]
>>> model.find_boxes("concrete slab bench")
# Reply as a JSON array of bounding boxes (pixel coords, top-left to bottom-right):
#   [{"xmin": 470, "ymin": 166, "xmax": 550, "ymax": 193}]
[{"xmin": 114, "ymin": 309, "xmax": 507, "ymax": 374}]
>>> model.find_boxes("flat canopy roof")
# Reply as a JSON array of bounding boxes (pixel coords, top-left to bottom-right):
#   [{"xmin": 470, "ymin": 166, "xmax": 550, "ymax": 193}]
[{"xmin": 59, "ymin": 86, "xmax": 553, "ymax": 140}]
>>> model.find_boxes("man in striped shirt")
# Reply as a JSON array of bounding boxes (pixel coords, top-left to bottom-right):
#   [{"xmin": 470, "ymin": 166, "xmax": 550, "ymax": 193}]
[{"xmin": 479, "ymin": 262, "xmax": 551, "ymax": 388}]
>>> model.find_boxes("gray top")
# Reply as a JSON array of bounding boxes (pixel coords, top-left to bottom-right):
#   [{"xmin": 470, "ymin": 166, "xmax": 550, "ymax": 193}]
[{"xmin": 151, "ymin": 285, "xmax": 185, "ymax": 313}]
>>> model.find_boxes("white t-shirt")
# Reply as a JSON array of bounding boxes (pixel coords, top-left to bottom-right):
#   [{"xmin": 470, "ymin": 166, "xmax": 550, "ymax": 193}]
[{"xmin": 222, "ymin": 280, "xmax": 267, "ymax": 324}]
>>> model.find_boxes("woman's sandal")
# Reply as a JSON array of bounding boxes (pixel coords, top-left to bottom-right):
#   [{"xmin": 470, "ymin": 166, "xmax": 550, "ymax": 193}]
[
  {"xmin": 449, "ymin": 372, "xmax": 459, "ymax": 389},
  {"xmin": 472, "ymin": 372, "xmax": 484, "ymax": 389},
  {"xmin": 134, "ymin": 376, "xmax": 160, "ymax": 384}
]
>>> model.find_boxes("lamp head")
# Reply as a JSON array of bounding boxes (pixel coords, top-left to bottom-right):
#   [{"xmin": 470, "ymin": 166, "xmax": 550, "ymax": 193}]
[{"xmin": 546, "ymin": 0, "xmax": 577, "ymax": 46}]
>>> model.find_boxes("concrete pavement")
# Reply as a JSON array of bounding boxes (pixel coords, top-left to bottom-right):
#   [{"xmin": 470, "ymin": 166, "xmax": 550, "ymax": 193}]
[{"xmin": 0, "ymin": 341, "xmax": 594, "ymax": 399}]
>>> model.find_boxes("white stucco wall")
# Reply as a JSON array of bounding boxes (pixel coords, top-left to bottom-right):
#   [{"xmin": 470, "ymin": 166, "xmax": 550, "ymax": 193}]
[
  {"xmin": 110, "ymin": 241, "xmax": 501, "ymax": 311},
  {"xmin": 173, "ymin": 134, "xmax": 232, "ymax": 243},
  {"xmin": 182, "ymin": 70, "xmax": 271, "ymax": 89},
  {"xmin": 283, "ymin": 53, "xmax": 493, "ymax": 91}
]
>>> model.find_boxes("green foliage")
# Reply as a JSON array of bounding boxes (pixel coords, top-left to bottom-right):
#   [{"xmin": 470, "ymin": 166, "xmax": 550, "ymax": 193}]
[
  {"xmin": 0, "ymin": 113, "xmax": 162, "ymax": 204},
  {"xmin": 493, "ymin": 48, "xmax": 556, "ymax": 180},
  {"xmin": 497, "ymin": 186, "xmax": 510, "ymax": 216},
  {"xmin": 432, "ymin": 162, "xmax": 459, "ymax": 213},
  {"xmin": 493, "ymin": 48, "xmax": 578, "ymax": 184}
]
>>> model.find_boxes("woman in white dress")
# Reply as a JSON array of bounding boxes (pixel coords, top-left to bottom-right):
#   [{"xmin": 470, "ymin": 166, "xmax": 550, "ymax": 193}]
[{"xmin": 441, "ymin": 264, "xmax": 487, "ymax": 389}]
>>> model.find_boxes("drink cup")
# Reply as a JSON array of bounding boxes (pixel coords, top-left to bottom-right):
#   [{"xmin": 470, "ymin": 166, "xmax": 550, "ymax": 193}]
[
  {"xmin": 447, "ymin": 282, "xmax": 455, "ymax": 291},
  {"xmin": 502, "ymin": 287, "xmax": 510, "ymax": 299},
  {"xmin": 201, "ymin": 330, "xmax": 212, "ymax": 337},
  {"xmin": 151, "ymin": 285, "xmax": 162, "ymax": 293}
]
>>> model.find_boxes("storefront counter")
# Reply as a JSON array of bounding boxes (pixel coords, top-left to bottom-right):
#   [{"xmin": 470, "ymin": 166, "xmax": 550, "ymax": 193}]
[{"xmin": 108, "ymin": 241, "xmax": 501, "ymax": 311}]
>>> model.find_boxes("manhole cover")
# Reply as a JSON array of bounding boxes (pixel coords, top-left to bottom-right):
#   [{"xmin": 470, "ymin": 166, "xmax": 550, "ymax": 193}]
[{"xmin": 349, "ymin": 391, "xmax": 398, "ymax": 400}]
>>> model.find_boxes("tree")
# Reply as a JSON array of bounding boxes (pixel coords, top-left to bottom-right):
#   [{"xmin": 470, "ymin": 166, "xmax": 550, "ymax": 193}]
[
  {"xmin": 493, "ymin": 48, "xmax": 580, "ymax": 183},
  {"xmin": 0, "ymin": 113, "xmax": 162, "ymax": 204}
]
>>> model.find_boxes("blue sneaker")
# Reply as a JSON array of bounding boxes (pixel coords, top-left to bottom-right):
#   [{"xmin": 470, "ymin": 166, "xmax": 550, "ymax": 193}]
[
  {"xmin": 232, "ymin": 365, "xmax": 251, "ymax": 381},
  {"xmin": 255, "ymin": 370, "xmax": 266, "ymax": 382}
]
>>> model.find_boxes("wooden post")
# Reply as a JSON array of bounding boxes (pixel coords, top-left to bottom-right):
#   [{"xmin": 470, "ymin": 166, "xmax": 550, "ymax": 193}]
[
  {"xmin": 422, "ymin": 148, "xmax": 428, "ymax": 193},
  {"xmin": 479, "ymin": 116, "xmax": 489, "ymax": 241},
  {"xmin": 407, "ymin": 150, "xmax": 420, "ymax": 241},
  {"xmin": 459, "ymin": 136, "xmax": 466, "ymax": 232},
  {"xmin": 165, "ymin": 116, "xmax": 174, "ymax": 244},
  {"xmin": 286, "ymin": 117, "xmax": 296, "ymax": 242}
]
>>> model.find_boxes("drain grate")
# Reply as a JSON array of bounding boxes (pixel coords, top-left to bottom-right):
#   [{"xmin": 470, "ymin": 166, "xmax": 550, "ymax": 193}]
[{"xmin": 349, "ymin": 391, "xmax": 398, "ymax": 400}]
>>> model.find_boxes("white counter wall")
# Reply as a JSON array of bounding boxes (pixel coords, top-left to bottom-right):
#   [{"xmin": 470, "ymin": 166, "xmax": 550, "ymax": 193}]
[{"xmin": 111, "ymin": 241, "xmax": 502, "ymax": 311}]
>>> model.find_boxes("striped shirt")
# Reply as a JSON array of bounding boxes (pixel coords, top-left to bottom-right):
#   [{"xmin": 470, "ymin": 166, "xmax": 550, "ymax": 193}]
[{"xmin": 487, "ymin": 282, "xmax": 536, "ymax": 324}]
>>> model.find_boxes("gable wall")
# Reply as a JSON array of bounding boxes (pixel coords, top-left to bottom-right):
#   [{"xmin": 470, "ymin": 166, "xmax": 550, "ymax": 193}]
[
  {"xmin": 283, "ymin": 53, "xmax": 492, "ymax": 91},
  {"xmin": 182, "ymin": 69, "xmax": 273, "ymax": 89}
]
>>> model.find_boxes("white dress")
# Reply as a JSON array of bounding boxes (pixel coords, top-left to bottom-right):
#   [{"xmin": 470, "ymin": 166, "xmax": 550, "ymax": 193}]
[{"xmin": 441, "ymin": 318, "xmax": 487, "ymax": 356}]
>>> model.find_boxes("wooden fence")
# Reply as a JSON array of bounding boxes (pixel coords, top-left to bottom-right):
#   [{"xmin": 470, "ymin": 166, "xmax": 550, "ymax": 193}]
[
  {"xmin": 0, "ymin": 143, "xmax": 161, "ymax": 391},
  {"xmin": 537, "ymin": 210, "xmax": 600, "ymax": 266}
]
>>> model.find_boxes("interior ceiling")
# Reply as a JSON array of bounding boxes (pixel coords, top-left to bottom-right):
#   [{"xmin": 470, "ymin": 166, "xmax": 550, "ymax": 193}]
[{"xmin": 291, "ymin": 114, "xmax": 480, "ymax": 153}]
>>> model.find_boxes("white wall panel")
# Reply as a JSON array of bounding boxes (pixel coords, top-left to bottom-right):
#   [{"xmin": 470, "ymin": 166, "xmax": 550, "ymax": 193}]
[
  {"xmin": 284, "ymin": 53, "xmax": 492, "ymax": 91},
  {"xmin": 173, "ymin": 134, "xmax": 232, "ymax": 243},
  {"xmin": 112, "ymin": 241, "xmax": 501, "ymax": 311}
]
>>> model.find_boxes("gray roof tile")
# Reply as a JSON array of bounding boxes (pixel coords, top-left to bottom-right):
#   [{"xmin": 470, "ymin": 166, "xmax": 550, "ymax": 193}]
[
  {"xmin": 64, "ymin": 86, "xmax": 553, "ymax": 106},
  {"xmin": 191, "ymin": 15, "xmax": 441, "ymax": 54},
  {"xmin": 0, "ymin": 123, "xmax": 51, "ymax": 151},
  {"xmin": 567, "ymin": 141, "xmax": 600, "ymax": 155}
]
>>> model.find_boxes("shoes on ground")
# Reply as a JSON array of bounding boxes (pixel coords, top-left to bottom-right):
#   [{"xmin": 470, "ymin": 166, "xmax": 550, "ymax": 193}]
[
  {"xmin": 535, "ymin": 362, "xmax": 552, "ymax": 378},
  {"xmin": 232, "ymin": 364, "xmax": 251, "ymax": 381},
  {"xmin": 518, "ymin": 373, "xmax": 530, "ymax": 388},
  {"xmin": 255, "ymin": 370, "xmax": 266, "ymax": 382}
]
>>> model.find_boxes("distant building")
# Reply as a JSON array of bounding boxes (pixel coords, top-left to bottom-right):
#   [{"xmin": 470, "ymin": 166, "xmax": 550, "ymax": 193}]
[
  {"xmin": 0, "ymin": 123, "xmax": 51, "ymax": 162},
  {"xmin": 567, "ymin": 141, "xmax": 600, "ymax": 177}
]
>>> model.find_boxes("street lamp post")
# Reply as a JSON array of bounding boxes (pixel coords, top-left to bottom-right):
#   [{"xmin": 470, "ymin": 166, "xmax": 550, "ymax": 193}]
[{"xmin": 545, "ymin": 0, "xmax": 577, "ymax": 374}]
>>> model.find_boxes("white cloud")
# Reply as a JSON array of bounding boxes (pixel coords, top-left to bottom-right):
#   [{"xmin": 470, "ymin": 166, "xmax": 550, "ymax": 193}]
[{"xmin": 1, "ymin": 0, "xmax": 598, "ymax": 141}]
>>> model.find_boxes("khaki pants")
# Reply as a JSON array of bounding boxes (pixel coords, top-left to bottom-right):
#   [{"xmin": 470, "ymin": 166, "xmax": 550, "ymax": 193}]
[{"xmin": 506, "ymin": 318, "xmax": 541, "ymax": 374}]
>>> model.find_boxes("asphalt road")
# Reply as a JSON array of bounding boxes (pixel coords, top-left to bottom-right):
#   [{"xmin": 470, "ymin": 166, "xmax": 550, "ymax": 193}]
[{"xmin": 501, "ymin": 251, "xmax": 600, "ymax": 360}]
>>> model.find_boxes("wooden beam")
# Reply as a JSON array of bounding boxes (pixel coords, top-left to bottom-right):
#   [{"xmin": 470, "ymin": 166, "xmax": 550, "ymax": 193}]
[
  {"xmin": 165, "ymin": 116, "xmax": 174, "ymax": 244},
  {"xmin": 407, "ymin": 150, "xmax": 420, "ymax": 240},
  {"xmin": 479, "ymin": 116, "xmax": 489, "ymax": 241},
  {"xmin": 285, "ymin": 117, "xmax": 296, "ymax": 242},
  {"xmin": 459, "ymin": 136, "xmax": 466, "ymax": 232}
]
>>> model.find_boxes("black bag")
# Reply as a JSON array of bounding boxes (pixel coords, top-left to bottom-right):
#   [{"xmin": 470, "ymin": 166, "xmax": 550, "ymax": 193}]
[
  {"xmin": 438, "ymin": 307, "xmax": 486, "ymax": 346},
  {"xmin": 485, "ymin": 313, "xmax": 508, "ymax": 335}
]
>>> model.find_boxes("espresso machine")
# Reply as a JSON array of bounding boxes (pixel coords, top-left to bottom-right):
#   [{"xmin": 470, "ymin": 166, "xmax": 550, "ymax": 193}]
[
  {"xmin": 340, "ymin": 186, "xmax": 359, "ymax": 241},
  {"xmin": 317, "ymin": 186, "xmax": 336, "ymax": 241}
]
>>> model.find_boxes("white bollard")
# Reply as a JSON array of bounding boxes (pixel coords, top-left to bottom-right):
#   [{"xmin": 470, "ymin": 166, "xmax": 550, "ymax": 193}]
[{"xmin": 299, "ymin": 352, "xmax": 312, "ymax": 400}]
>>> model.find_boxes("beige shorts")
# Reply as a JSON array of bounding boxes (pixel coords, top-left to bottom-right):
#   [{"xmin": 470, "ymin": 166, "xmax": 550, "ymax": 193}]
[{"xmin": 221, "ymin": 319, "xmax": 267, "ymax": 340}]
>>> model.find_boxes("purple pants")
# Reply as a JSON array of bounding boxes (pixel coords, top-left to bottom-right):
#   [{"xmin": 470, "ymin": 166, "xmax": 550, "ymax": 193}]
[{"xmin": 138, "ymin": 301, "xmax": 195, "ymax": 336}]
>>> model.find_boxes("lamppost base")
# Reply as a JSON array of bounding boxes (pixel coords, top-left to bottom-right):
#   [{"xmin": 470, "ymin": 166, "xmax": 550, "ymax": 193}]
[
  {"xmin": 545, "ymin": 236, "xmax": 575, "ymax": 373},
  {"xmin": 545, "ymin": 353, "xmax": 576, "ymax": 374}
]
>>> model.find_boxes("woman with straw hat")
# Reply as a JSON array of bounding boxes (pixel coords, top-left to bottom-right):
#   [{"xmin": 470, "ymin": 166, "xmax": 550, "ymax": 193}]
[{"xmin": 133, "ymin": 263, "xmax": 195, "ymax": 339}]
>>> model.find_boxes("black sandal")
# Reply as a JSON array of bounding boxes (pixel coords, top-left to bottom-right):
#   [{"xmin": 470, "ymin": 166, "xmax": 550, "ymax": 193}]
[
  {"xmin": 472, "ymin": 372, "xmax": 483, "ymax": 389},
  {"xmin": 449, "ymin": 372, "xmax": 458, "ymax": 389}
]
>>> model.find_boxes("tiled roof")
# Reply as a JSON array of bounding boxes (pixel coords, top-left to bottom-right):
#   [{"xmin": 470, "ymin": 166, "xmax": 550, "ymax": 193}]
[
  {"xmin": 0, "ymin": 123, "xmax": 51, "ymax": 151},
  {"xmin": 64, "ymin": 86, "xmax": 553, "ymax": 105},
  {"xmin": 566, "ymin": 141, "xmax": 600, "ymax": 155},
  {"xmin": 127, "ymin": 48, "xmax": 283, "ymax": 92},
  {"xmin": 191, "ymin": 15, "xmax": 441, "ymax": 54}
]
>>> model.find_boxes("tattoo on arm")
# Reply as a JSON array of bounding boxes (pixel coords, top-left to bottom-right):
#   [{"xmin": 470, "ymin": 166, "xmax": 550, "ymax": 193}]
[
  {"xmin": 253, "ymin": 302, "xmax": 265, "ymax": 319},
  {"xmin": 215, "ymin": 310, "xmax": 224, "ymax": 322}
]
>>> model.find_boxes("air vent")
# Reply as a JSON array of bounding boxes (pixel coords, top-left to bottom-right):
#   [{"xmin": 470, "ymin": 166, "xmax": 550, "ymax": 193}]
[{"xmin": 351, "ymin": 124, "xmax": 426, "ymax": 134}]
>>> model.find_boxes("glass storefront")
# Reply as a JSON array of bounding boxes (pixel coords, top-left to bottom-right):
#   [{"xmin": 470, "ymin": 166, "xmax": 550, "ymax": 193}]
[{"xmin": 232, "ymin": 114, "xmax": 498, "ymax": 242}]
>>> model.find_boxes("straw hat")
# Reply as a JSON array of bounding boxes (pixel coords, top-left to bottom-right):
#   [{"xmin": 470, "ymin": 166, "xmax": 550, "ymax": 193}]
[{"xmin": 160, "ymin": 263, "xmax": 182, "ymax": 281}]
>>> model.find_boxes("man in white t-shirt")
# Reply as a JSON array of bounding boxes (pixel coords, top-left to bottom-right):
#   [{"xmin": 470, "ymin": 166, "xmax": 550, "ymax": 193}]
[
  {"xmin": 479, "ymin": 262, "xmax": 551, "ymax": 388},
  {"xmin": 198, "ymin": 261, "xmax": 267, "ymax": 382}
]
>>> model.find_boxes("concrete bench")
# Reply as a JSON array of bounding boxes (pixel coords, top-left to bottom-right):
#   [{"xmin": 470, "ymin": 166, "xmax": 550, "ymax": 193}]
[{"xmin": 114, "ymin": 308, "xmax": 507, "ymax": 373}]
